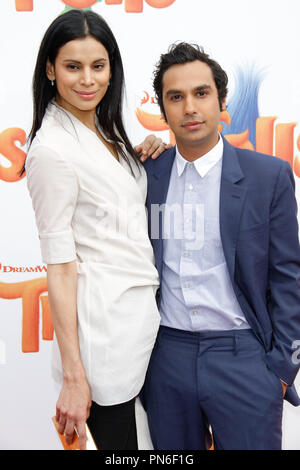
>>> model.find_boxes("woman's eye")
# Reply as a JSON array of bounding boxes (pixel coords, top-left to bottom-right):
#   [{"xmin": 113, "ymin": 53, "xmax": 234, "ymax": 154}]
[
  {"xmin": 94, "ymin": 64, "xmax": 104, "ymax": 70},
  {"xmin": 67, "ymin": 64, "xmax": 79, "ymax": 70}
]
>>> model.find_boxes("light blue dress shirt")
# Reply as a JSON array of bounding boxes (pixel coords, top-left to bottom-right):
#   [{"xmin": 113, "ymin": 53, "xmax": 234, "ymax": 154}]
[{"xmin": 160, "ymin": 137, "xmax": 250, "ymax": 331}]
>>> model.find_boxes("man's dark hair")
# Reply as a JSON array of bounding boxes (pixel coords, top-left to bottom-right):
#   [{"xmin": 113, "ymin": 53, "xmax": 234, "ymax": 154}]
[{"xmin": 153, "ymin": 42, "xmax": 228, "ymax": 121}]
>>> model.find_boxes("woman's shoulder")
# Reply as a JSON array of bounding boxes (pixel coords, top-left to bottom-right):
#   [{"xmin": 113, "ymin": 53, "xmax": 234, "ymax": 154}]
[
  {"xmin": 26, "ymin": 142, "xmax": 65, "ymax": 167},
  {"xmin": 27, "ymin": 106, "xmax": 80, "ymax": 165},
  {"xmin": 25, "ymin": 143, "xmax": 79, "ymax": 193},
  {"xmin": 38, "ymin": 122, "xmax": 75, "ymax": 148}
]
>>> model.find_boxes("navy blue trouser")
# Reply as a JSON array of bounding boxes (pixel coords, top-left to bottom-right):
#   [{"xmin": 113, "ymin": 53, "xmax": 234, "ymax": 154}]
[{"xmin": 142, "ymin": 326, "xmax": 283, "ymax": 450}]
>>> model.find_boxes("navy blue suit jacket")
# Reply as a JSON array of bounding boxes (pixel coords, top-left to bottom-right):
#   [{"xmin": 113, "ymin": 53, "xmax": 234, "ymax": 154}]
[{"xmin": 144, "ymin": 136, "xmax": 300, "ymax": 405}]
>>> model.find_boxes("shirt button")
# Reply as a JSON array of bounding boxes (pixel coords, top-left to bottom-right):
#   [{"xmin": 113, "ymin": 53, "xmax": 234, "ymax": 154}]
[
  {"xmin": 188, "ymin": 184, "xmax": 194, "ymax": 191},
  {"xmin": 184, "ymin": 282, "xmax": 190, "ymax": 288},
  {"xmin": 183, "ymin": 252, "xmax": 190, "ymax": 258},
  {"xmin": 185, "ymin": 217, "xmax": 190, "ymax": 223},
  {"xmin": 192, "ymin": 310, "xmax": 198, "ymax": 315}
]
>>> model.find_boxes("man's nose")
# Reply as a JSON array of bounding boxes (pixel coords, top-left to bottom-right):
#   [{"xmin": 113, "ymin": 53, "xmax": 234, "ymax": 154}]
[{"xmin": 184, "ymin": 95, "xmax": 197, "ymax": 115}]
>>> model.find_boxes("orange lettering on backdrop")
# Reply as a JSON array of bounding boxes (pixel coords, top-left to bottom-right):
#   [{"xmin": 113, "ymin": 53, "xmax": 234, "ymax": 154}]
[
  {"xmin": 136, "ymin": 107, "xmax": 299, "ymax": 162},
  {"xmin": 40, "ymin": 295, "xmax": 54, "ymax": 341},
  {"xmin": 124, "ymin": 0, "xmax": 143, "ymax": 12},
  {"xmin": 135, "ymin": 108, "xmax": 176, "ymax": 144},
  {"xmin": 15, "ymin": 0, "xmax": 33, "ymax": 11},
  {"xmin": 108, "ymin": 0, "xmax": 175, "ymax": 12},
  {"xmin": 136, "ymin": 108, "xmax": 169, "ymax": 132},
  {"xmin": 256, "ymin": 116, "xmax": 277, "ymax": 155},
  {"xmin": 135, "ymin": 108, "xmax": 254, "ymax": 148},
  {"xmin": 15, "ymin": 0, "xmax": 176, "ymax": 12},
  {"xmin": 275, "ymin": 122, "xmax": 297, "ymax": 169},
  {"xmin": 145, "ymin": 0, "xmax": 176, "ymax": 7},
  {"xmin": 63, "ymin": 0, "xmax": 97, "ymax": 7},
  {"xmin": 0, "ymin": 128, "xmax": 26, "ymax": 182},
  {"xmin": 224, "ymin": 129, "xmax": 255, "ymax": 150},
  {"xmin": 0, "ymin": 279, "xmax": 53, "ymax": 352}
]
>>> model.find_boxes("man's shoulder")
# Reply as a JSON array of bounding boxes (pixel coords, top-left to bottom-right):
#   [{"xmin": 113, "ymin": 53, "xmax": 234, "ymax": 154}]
[
  {"xmin": 233, "ymin": 144, "xmax": 285, "ymax": 171},
  {"xmin": 143, "ymin": 147, "xmax": 176, "ymax": 176},
  {"xmin": 229, "ymin": 143, "xmax": 290, "ymax": 184}
]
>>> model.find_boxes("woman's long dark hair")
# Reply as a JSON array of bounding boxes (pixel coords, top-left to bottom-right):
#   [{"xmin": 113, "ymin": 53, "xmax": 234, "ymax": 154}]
[{"xmin": 20, "ymin": 9, "xmax": 139, "ymax": 175}]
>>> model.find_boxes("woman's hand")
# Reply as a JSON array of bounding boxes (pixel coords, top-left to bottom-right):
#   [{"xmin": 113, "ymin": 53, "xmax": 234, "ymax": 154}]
[
  {"xmin": 56, "ymin": 375, "xmax": 92, "ymax": 450},
  {"xmin": 134, "ymin": 134, "xmax": 172, "ymax": 162},
  {"xmin": 47, "ymin": 262, "xmax": 91, "ymax": 450}
]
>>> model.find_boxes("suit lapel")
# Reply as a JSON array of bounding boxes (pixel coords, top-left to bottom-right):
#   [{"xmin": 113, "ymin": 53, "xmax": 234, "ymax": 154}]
[
  {"xmin": 220, "ymin": 137, "xmax": 247, "ymax": 282},
  {"xmin": 149, "ymin": 147, "xmax": 176, "ymax": 205},
  {"xmin": 147, "ymin": 148, "xmax": 176, "ymax": 280}
]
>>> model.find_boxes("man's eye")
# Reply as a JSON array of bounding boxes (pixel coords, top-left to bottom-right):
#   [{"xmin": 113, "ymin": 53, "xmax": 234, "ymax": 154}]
[
  {"xmin": 171, "ymin": 95, "xmax": 181, "ymax": 101},
  {"xmin": 197, "ymin": 91, "xmax": 207, "ymax": 97}
]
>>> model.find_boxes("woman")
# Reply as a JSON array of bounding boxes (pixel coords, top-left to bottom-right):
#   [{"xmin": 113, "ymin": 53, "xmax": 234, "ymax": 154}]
[{"xmin": 25, "ymin": 9, "xmax": 164, "ymax": 450}]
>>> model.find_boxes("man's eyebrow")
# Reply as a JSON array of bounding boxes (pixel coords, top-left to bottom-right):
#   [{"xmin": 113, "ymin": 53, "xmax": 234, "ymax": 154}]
[
  {"xmin": 194, "ymin": 84, "xmax": 212, "ymax": 92},
  {"xmin": 165, "ymin": 89, "xmax": 182, "ymax": 96},
  {"xmin": 165, "ymin": 84, "xmax": 213, "ymax": 96}
]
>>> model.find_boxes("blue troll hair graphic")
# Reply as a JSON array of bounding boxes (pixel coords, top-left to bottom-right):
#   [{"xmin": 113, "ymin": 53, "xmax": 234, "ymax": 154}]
[{"xmin": 222, "ymin": 65, "xmax": 266, "ymax": 148}]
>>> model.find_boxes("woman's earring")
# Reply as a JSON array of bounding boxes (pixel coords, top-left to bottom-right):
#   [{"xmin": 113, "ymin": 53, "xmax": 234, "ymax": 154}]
[{"xmin": 51, "ymin": 80, "xmax": 55, "ymax": 87}]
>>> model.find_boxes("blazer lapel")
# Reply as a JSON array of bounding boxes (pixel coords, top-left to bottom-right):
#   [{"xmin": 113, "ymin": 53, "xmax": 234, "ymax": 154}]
[
  {"xmin": 149, "ymin": 147, "xmax": 176, "ymax": 205},
  {"xmin": 219, "ymin": 137, "xmax": 247, "ymax": 282},
  {"xmin": 147, "ymin": 147, "xmax": 176, "ymax": 280}
]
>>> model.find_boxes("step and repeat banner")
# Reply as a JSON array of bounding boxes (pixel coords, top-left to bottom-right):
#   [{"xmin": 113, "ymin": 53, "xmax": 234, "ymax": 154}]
[{"xmin": 0, "ymin": 0, "xmax": 300, "ymax": 449}]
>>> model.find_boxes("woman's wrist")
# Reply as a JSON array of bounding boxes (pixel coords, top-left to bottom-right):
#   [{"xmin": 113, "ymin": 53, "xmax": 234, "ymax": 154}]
[{"xmin": 62, "ymin": 361, "xmax": 87, "ymax": 384}]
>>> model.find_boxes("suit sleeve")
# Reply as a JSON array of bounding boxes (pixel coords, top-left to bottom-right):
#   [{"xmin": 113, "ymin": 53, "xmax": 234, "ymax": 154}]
[{"xmin": 265, "ymin": 160, "xmax": 300, "ymax": 385}]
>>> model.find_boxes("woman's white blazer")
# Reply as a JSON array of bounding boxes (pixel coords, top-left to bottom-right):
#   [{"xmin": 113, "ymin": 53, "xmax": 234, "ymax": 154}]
[{"xmin": 26, "ymin": 102, "xmax": 160, "ymax": 405}]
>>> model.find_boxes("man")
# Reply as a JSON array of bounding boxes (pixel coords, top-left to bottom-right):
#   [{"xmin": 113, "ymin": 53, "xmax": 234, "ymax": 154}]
[{"xmin": 142, "ymin": 42, "xmax": 300, "ymax": 450}]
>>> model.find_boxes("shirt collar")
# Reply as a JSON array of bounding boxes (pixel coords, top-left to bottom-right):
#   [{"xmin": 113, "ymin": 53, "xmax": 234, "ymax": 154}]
[{"xmin": 175, "ymin": 135, "xmax": 223, "ymax": 177}]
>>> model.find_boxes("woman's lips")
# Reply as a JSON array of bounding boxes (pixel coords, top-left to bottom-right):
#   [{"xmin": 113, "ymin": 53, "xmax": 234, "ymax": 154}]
[{"xmin": 74, "ymin": 90, "xmax": 98, "ymax": 100}]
